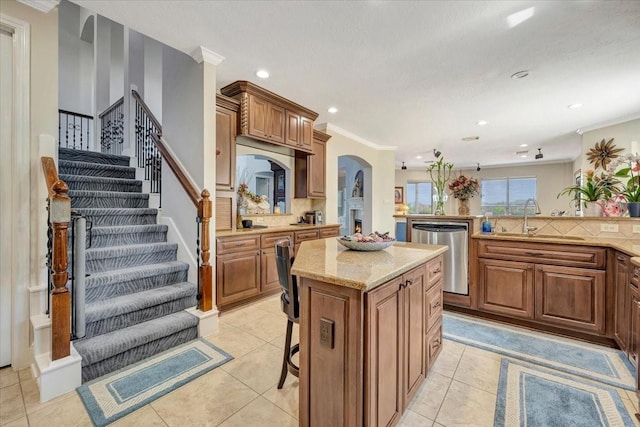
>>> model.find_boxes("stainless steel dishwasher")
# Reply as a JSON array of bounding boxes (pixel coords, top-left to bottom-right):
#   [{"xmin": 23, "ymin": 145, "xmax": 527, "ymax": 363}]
[{"xmin": 411, "ymin": 221, "xmax": 468, "ymax": 295}]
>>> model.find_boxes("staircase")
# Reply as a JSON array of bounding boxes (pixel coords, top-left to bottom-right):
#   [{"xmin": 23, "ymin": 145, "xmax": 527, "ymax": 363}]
[{"xmin": 58, "ymin": 147, "xmax": 199, "ymax": 382}]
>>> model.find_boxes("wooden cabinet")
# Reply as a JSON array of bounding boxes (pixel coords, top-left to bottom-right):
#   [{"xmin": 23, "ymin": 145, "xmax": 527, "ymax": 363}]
[
  {"xmin": 295, "ymin": 130, "xmax": 330, "ymax": 199},
  {"xmin": 629, "ymin": 285, "xmax": 640, "ymax": 367},
  {"xmin": 220, "ymin": 81, "xmax": 318, "ymax": 153},
  {"xmin": 215, "ymin": 95, "xmax": 239, "ymax": 231},
  {"xmin": 402, "ymin": 266, "xmax": 426, "ymax": 407},
  {"xmin": 216, "ymin": 251, "xmax": 261, "ymax": 306},
  {"xmin": 614, "ymin": 253, "xmax": 630, "ymax": 350},
  {"xmin": 478, "ymin": 259, "xmax": 534, "ymax": 319}
]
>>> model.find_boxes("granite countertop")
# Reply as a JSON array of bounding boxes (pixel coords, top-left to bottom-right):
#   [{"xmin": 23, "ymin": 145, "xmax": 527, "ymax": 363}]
[
  {"xmin": 216, "ymin": 223, "xmax": 340, "ymax": 237},
  {"xmin": 472, "ymin": 232, "xmax": 640, "ymax": 257},
  {"xmin": 291, "ymin": 239, "xmax": 448, "ymax": 291},
  {"xmin": 631, "ymin": 257, "xmax": 640, "ymax": 268}
]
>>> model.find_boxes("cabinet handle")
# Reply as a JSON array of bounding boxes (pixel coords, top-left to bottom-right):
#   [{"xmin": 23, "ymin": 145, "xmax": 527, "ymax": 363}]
[
  {"xmin": 524, "ymin": 251, "xmax": 544, "ymax": 256},
  {"xmin": 433, "ymin": 339, "xmax": 441, "ymax": 349},
  {"xmin": 234, "ymin": 242, "xmax": 246, "ymax": 247},
  {"xmin": 433, "ymin": 301, "xmax": 441, "ymax": 308},
  {"xmin": 617, "ymin": 256, "xmax": 626, "ymax": 262},
  {"xmin": 406, "ymin": 279, "xmax": 413, "ymax": 287},
  {"xmin": 399, "ymin": 283, "xmax": 405, "ymax": 290},
  {"xmin": 433, "ymin": 267, "xmax": 442, "ymax": 274}
]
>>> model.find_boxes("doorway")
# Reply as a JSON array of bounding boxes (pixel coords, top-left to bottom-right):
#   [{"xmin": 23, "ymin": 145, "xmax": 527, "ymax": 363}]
[{"xmin": 337, "ymin": 156, "xmax": 372, "ymax": 236}]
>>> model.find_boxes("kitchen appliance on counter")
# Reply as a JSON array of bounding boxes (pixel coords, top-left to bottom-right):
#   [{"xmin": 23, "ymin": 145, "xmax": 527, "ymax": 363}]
[
  {"xmin": 305, "ymin": 210, "xmax": 324, "ymax": 225},
  {"xmin": 411, "ymin": 221, "xmax": 468, "ymax": 295}
]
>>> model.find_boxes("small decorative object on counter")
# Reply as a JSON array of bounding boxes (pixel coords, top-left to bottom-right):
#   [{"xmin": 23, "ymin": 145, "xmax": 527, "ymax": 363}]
[
  {"xmin": 427, "ymin": 157, "xmax": 454, "ymax": 215},
  {"xmin": 448, "ymin": 174, "xmax": 479, "ymax": 216},
  {"xmin": 605, "ymin": 152, "xmax": 640, "ymax": 217},
  {"xmin": 557, "ymin": 169, "xmax": 617, "ymax": 216},
  {"xmin": 337, "ymin": 231, "xmax": 395, "ymax": 251},
  {"xmin": 481, "ymin": 215, "xmax": 492, "ymax": 233}
]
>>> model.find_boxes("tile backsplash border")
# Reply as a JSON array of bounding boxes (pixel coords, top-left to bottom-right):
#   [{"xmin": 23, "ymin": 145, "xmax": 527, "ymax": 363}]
[{"xmin": 475, "ymin": 216, "xmax": 640, "ymax": 238}]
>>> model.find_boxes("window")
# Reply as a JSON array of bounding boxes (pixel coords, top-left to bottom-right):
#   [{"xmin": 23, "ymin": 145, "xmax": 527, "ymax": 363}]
[
  {"xmin": 406, "ymin": 182, "xmax": 433, "ymax": 214},
  {"xmin": 481, "ymin": 177, "xmax": 537, "ymax": 215}
]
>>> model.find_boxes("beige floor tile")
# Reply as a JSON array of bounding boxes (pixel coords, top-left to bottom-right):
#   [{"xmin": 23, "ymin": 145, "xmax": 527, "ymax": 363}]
[
  {"xmin": 151, "ymin": 368, "xmax": 257, "ymax": 426},
  {"xmin": 214, "ymin": 320, "xmax": 243, "ymax": 335},
  {"xmin": 252, "ymin": 295, "xmax": 283, "ymax": 315},
  {"xmin": 408, "ymin": 371, "xmax": 451, "ymax": 420},
  {"xmin": 222, "ymin": 343, "xmax": 282, "ymax": 394},
  {"xmin": 239, "ymin": 312, "xmax": 289, "ymax": 342},
  {"xmin": 0, "ymin": 383, "xmax": 25, "ymax": 425},
  {"xmin": 435, "ymin": 380, "xmax": 497, "ymax": 427},
  {"xmin": 453, "ymin": 350, "xmax": 502, "ymax": 394},
  {"xmin": 27, "ymin": 393, "xmax": 92, "ymax": 427},
  {"xmin": 109, "ymin": 405, "xmax": 168, "ymax": 427},
  {"xmin": 1, "ymin": 417, "xmax": 28, "ymax": 427},
  {"xmin": 17, "ymin": 369, "xmax": 31, "ymax": 383},
  {"xmin": 217, "ymin": 396, "xmax": 297, "ymax": 427},
  {"xmin": 398, "ymin": 409, "xmax": 434, "ymax": 426},
  {"xmin": 262, "ymin": 376, "xmax": 299, "ymax": 419},
  {"xmin": 204, "ymin": 327, "xmax": 269, "ymax": 359},
  {"xmin": 20, "ymin": 378, "xmax": 76, "ymax": 415},
  {"xmin": 461, "ymin": 344, "xmax": 502, "ymax": 361},
  {"xmin": 269, "ymin": 323, "xmax": 300, "ymax": 350},
  {"xmin": 219, "ymin": 306, "xmax": 271, "ymax": 328},
  {"xmin": 430, "ymin": 339, "xmax": 465, "ymax": 378},
  {"xmin": 0, "ymin": 368, "xmax": 19, "ymax": 389}
]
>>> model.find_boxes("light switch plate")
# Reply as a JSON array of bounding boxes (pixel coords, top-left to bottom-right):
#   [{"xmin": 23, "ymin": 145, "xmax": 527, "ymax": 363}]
[
  {"xmin": 320, "ymin": 317, "xmax": 334, "ymax": 349},
  {"xmin": 633, "ymin": 225, "xmax": 640, "ymax": 234},
  {"xmin": 600, "ymin": 224, "xmax": 619, "ymax": 233}
]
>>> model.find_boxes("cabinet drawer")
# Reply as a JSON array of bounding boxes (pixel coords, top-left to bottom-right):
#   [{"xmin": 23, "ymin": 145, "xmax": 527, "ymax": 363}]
[
  {"xmin": 426, "ymin": 256, "xmax": 443, "ymax": 289},
  {"xmin": 216, "ymin": 235, "xmax": 261, "ymax": 255},
  {"xmin": 425, "ymin": 283, "xmax": 443, "ymax": 331},
  {"xmin": 632, "ymin": 266, "xmax": 640, "ymax": 289},
  {"xmin": 477, "ymin": 240, "xmax": 606, "ymax": 269},
  {"xmin": 261, "ymin": 232, "xmax": 293, "ymax": 249},
  {"xmin": 320, "ymin": 227, "xmax": 340, "ymax": 238},
  {"xmin": 295, "ymin": 229, "xmax": 320, "ymax": 243},
  {"xmin": 426, "ymin": 319, "xmax": 443, "ymax": 370}
]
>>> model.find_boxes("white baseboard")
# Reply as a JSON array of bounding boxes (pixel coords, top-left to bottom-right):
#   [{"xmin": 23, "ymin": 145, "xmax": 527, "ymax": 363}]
[
  {"xmin": 30, "ymin": 314, "xmax": 51, "ymax": 358},
  {"xmin": 158, "ymin": 215, "xmax": 197, "ymax": 283},
  {"xmin": 35, "ymin": 342, "xmax": 82, "ymax": 402},
  {"xmin": 185, "ymin": 307, "xmax": 219, "ymax": 337}
]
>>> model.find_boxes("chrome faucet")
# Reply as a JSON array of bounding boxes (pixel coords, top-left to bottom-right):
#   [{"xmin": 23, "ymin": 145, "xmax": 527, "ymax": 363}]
[{"xmin": 523, "ymin": 198, "xmax": 541, "ymax": 234}]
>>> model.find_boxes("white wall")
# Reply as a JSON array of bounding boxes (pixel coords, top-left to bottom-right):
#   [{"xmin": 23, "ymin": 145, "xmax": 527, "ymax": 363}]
[
  {"xmin": 323, "ymin": 126, "xmax": 396, "ymax": 237},
  {"xmin": 578, "ymin": 118, "xmax": 640, "ymax": 173},
  {"xmin": 143, "ymin": 37, "xmax": 163, "ymax": 123},
  {"xmin": 396, "ymin": 162, "xmax": 575, "ymax": 216}
]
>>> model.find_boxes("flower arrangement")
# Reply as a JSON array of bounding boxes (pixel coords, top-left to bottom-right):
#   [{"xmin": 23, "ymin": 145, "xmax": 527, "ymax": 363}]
[
  {"xmin": 557, "ymin": 169, "xmax": 618, "ymax": 205},
  {"xmin": 448, "ymin": 175, "xmax": 479, "ymax": 200},
  {"xmin": 607, "ymin": 153, "xmax": 640, "ymax": 203},
  {"xmin": 237, "ymin": 182, "xmax": 265, "ymax": 203}
]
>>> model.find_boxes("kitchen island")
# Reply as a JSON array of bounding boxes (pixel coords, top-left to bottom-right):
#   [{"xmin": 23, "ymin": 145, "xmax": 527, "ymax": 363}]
[{"xmin": 292, "ymin": 239, "xmax": 447, "ymax": 427}]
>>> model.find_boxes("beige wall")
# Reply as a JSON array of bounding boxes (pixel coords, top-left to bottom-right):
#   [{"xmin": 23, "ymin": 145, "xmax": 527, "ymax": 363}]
[
  {"xmin": 322, "ymin": 125, "xmax": 396, "ymax": 236},
  {"xmin": 395, "ymin": 162, "xmax": 575, "ymax": 216},
  {"xmin": 576, "ymin": 118, "xmax": 640, "ymax": 173}
]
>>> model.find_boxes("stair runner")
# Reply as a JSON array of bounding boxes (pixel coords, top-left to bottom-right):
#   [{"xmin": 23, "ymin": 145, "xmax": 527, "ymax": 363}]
[{"xmin": 58, "ymin": 148, "xmax": 198, "ymax": 382}]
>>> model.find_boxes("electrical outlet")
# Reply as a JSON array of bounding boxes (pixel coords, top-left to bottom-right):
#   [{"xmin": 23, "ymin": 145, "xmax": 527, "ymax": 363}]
[
  {"xmin": 633, "ymin": 225, "xmax": 640, "ymax": 234},
  {"xmin": 255, "ymin": 217, "xmax": 264, "ymax": 223},
  {"xmin": 600, "ymin": 224, "xmax": 619, "ymax": 233}
]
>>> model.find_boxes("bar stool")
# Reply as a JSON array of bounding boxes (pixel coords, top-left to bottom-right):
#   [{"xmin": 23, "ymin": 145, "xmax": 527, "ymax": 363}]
[{"xmin": 275, "ymin": 238, "xmax": 299, "ymax": 389}]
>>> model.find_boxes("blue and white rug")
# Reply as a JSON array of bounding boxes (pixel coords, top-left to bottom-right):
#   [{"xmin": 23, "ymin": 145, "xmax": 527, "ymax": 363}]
[
  {"xmin": 494, "ymin": 359, "xmax": 635, "ymax": 427},
  {"xmin": 77, "ymin": 338, "xmax": 233, "ymax": 426},
  {"xmin": 443, "ymin": 312, "xmax": 636, "ymax": 390}
]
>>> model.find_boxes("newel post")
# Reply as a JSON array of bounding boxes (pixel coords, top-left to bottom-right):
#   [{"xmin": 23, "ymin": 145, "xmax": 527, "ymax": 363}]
[
  {"xmin": 198, "ymin": 189, "xmax": 213, "ymax": 312},
  {"xmin": 50, "ymin": 180, "xmax": 71, "ymax": 360}
]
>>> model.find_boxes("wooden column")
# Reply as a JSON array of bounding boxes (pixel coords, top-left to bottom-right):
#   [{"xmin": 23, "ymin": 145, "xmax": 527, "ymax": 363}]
[
  {"xmin": 50, "ymin": 180, "xmax": 71, "ymax": 360},
  {"xmin": 198, "ymin": 189, "xmax": 213, "ymax": 312}
]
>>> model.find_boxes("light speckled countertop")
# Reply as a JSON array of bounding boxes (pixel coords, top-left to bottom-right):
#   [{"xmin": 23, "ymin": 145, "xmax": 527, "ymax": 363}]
[
  {"xmin": 472, "ymin": 232, "xmax": 640, "ymax": 257},
  {"xmin": 291, "ymin": 239, "xmax": 448, "ymax": 291},
  {"xmin": 632, "ymin": 258, "xmax": 640, "ymax": 268},
  {"xmin": 216, "ymin": 223, "xmax": 340, "ymax": 237}
]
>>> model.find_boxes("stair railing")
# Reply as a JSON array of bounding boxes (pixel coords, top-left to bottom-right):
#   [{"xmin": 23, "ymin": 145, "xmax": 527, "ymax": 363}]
[
  {"xmin": 98, "ymin": 96, "xmax": 125, "ymax": 155},
  {"xmin": 41, "ymin": 157, "xmax": 71, "ymax": 360},
  {"xmin": 58, "ymin": 110, "xmax": 93, "ymax": 151},
  {"xmin": 132, "ymin": 90, "xmax": 162, "ymax": 196}
]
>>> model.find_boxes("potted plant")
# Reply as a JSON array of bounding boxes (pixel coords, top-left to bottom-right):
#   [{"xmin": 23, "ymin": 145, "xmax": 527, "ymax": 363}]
[
  {"xmin": 426, "ymin": 158, "xmax": 454, "ymax": 215},
  {"xmin": 448, "ymin": 174, "xmax": 479, "ymax": 215},
  {"xmin": 557, "ymin": 169, "xmax": 618, "ymax": 216},
  {"xmin": 607, "ymin": 153, "xmax": 640, "ymax": 217}
]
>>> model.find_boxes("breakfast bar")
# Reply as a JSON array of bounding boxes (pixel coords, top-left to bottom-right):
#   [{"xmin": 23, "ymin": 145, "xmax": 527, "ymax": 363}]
[{"xmin": 292, "ymin": 239, "xmax": 447, "ymax": 426}]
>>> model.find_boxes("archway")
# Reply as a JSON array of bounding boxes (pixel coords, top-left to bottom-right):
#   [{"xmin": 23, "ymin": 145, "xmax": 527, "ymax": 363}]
[{"xmin": 337, "ymin": 155, "xmax": 372, "ymax": 235}]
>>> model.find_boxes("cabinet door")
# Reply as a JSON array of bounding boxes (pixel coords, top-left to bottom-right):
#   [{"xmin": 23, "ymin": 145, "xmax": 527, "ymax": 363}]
[
  {"xmin": 215, "ymin": 105, "xmax": 236, "ymax": 191},
  {"xmin": 307, "ymin": 138, "xmax": 326, "ymax": 198},
  {"xmin": 216, "ymin": 250, "xmax": 261, "ymax": 307},
  {"xmin": 534, "ymin": 265, "xmax": 605, "ymax": 333},
  {"xmin": 267, "ymin": 103, "xmax": 285, "ymax": 144},
  {"xmin": 477, "ymin": 259, "xmax": 534, "ymax": 319},
  {"xmin": 614, "ymin": 253, "xmax": 630, "ymax": 351},
  {"xmin": 629, "ymin": 288, "xmax": 640, "ymax": 368},
  {"xmin": 403, "ymin": 266, "xmax": 426, "ymax": 408},
  {"xmin": 299, "ymin": 116, "xmax": 314, "ymax": 151},
  {"xmin": 261, "ymin": 248, "xmax": 287, "ymax": 293},
  {"xmin": 285, "ymin": 111, "xmax": 300, "ymax": 147},
  {"xmin": 426, "ymin": 319, "xmax": 443, "ymax": 370},
  {"xmin": 248, "ymin": 94, "xmax": 268, "ymax": 139},
  {"xmin": 425, "ymin": 281, "xmax": 443, "ymax": 331},
  {"xmin": 320, "ymin": 227, "xmax": 340, "ymax": 239},
  {"xmin": 365, "ymin": 278, "xmax": 403, "ymax": 427}
]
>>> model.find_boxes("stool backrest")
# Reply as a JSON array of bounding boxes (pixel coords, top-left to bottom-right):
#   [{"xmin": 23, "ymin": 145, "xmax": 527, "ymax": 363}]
[{"xmin": 275, "ymin": 238, "xmax": 299, "ymax": 320}]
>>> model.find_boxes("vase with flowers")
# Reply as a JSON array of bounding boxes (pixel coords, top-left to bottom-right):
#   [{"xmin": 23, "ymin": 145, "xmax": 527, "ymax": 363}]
[
  {"xmin": 448, "ymin": 174, "xmax": 480, "ymax": 216},
  {"xmin": 607, "ymin": 153, "xmax": 640, "ymax": 217},
  {"xmin": 427, "ymin": 157, "xmax": 454, "ymax": 215},
  {"xmin": 557, "ymin": 169, "xmax": 618, "ymax": 216}
]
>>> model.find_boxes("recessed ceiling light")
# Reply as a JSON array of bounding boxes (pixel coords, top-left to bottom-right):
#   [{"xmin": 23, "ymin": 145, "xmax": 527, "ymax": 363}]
[
  {"xmin": 462, "ymin": 136, "xmax": 480, "ymax": 142},
  {"xmin": 520, "ymin": 155, "xmax": 528, "ymax": 158},
  {"xmin": 568, "ymin": 103, "xmax": 583, "ymax": 109},
  {"xmin": 477, "ymin": 120, "xmax": 488, "ymax": 126},
  {"xmin": 507, "ymin": 7, "xmax": 535, "ymax": 28},
  {"xmin": 327, "ymin": 107, "xmax": 338, "ymax": 114},
  {"xmin": 576, "ymin": 129, "xmax": 583, "ymax": 135},
  {"xmin": 256, "ymin": 69, "xmax": 270, "ymax": 79},
  {"xmin": 520, "ymin": 144, "xmax": 528, "ymax": 147},
  {"xmin": 511, "ymin": 70, "xmax": 529, "ymax": 79},
  {"xmin": 415, "ymin": 155, "xmax": 422, "ymax": 159}
]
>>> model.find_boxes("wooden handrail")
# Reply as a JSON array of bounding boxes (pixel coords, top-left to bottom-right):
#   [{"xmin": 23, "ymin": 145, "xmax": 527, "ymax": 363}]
[
  {"xmin": 150, "ymin": 133, "xmax": 200, "ymax": 206},
  {"xmin": 58, "ymin": 109, "xmax": 93, "ymax": 120},
  {"xmin": 41, "ymin": 157, "xmax": 59, "ymax": 197},
  {"xmin": 131, "ymin": 90, "xmax": 162, "ymax": 131},
  {"xmin": 98, "ymin": 96, "xmax": 124, "ymax": 119}
]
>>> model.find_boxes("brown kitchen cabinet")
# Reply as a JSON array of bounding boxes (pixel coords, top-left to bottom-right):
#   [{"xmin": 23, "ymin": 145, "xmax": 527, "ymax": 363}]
[
  {"xmin": 477, "ymin": 258, "xmax": 534, "ymax": 319},
  {"xmin": 629, "ymin": 285, "xmax": 640, "ymax": 367},
  {"xmin": 215, "ymin": 95, "xmax": 239, "ymax": 231},
  {"xmin": 295, "ymin": 130, "xmax": 331, "ymax": 199},
  {"xmin": 286, "ymin": 111, "xmax": 313, "ymax": 150},
  {"xmin": 247, "ymin": 93, "xmax": 285, "ymax": 144},
  {"xmin": 614, "ymin": 252, "xmax": 631, "ymax": 350},
  {"xmin": 216, "ymin": 251, "xmax": 261, "ymax": 306}
]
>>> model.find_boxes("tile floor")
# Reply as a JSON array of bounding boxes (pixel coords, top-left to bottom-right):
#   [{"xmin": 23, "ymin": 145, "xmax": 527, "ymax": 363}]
[{"xmin": 2, "ymin": 295, "xmax": 640, "ymax": 426}]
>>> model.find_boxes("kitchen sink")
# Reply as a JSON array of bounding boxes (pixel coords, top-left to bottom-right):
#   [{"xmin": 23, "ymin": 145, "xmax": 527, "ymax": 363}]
[{"xmin": 492, "ymin": 232, "xmax": 585, "ymax": 241}]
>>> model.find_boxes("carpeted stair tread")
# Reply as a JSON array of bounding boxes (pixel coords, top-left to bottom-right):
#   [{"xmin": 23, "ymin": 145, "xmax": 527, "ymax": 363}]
[
  {"xmin": 59, "ymin": 160, "xmax": 135, "ymax": 179},
  {"xmin": 81, "ymin": 224, "xmax": 168, "ymax": 248},
  {"xmin": 58, "ymin": 147, "xmax": 130, "ymax": 166},
  {"xmin": 61, "ymin": 174, "xmax": 142, "ymax": 193},
  {"xmin": 69, "ymin": 190, "xmax": 149, "ymax": 209},
  {"xmin": 74, "ymin": 311, "xmax": 199, "ymax": 366},
  {"xmin": 84, "ymin": 261, "xmax": 189, "ymax": 302},
  {"xmin": 76, "ymin": 208, "xmax": 157, "ymax": 226},
  {"xmin": 84, "ymin": 242, "xmax": 178, "ymax": 273}
]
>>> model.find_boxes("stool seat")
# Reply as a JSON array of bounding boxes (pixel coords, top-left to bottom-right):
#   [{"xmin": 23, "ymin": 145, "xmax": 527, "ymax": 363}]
[{"xmin": 275, "ymin": 238, "xmax": 299, "ymax": 388}]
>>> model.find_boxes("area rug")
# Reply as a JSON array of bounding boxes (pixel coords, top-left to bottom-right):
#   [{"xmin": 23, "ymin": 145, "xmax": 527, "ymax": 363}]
[
  {"xmin": 494, "ymin": 358, "xmax": 635, "ymax": 427},
  {"xmin": 77, "ymin": 338, "xmax": 233, "ymax": 426},
  {"xmin": 443, "ymin": 312, "xmax": 636, "ymax": 390}
]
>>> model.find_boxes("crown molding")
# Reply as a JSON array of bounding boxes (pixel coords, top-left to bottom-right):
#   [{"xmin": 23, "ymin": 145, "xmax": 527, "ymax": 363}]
[
  {"xmin": 16, "ymin": 0, "xmax": 59, "ymax": 13},
  {"xmin": 579, "ymin": 113, "xmax": 640, "ymax": 134},
  {"xmin": 323, "ymin": 123, "xmax": 396, "ymax": 151},
  {"xmin": 189, "ymin": 46, "xmax": 225, "ymax": 65}
]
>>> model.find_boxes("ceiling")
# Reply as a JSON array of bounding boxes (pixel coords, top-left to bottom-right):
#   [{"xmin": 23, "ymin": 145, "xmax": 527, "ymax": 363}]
[{"xmin": 71, "ymin": 0, "xmax": 640, "ymax": 169}]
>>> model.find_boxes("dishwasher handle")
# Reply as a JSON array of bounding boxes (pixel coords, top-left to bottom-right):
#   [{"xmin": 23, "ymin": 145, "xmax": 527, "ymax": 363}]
[{"xmin": 412, "ymin": 224, "xmax": 468, "ymax": 232}]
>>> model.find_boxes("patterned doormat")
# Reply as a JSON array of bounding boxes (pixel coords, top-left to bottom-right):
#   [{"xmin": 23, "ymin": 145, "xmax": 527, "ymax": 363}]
[
  {"xmin": 443, "ymin": 312, "xmax": 636, "ymax": 390},
  {"xmin": 494, "ymin": 358, "xmax": 635, "ymax": 426},
  {"xmin": 77, "ymin": 338, "xmax": 233, "ymax": 426}
]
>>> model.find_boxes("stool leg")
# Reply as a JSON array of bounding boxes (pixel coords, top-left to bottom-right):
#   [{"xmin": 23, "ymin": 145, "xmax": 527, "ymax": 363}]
[{"xmin": 278, "ymin": 319, "xmax": 294, "ymax": 389}]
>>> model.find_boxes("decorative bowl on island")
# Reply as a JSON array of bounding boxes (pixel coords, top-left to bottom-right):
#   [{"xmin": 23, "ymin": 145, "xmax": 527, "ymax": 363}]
[{"xmin": 337, "ymin": 232, "xmax": 395, "ymax": 251}]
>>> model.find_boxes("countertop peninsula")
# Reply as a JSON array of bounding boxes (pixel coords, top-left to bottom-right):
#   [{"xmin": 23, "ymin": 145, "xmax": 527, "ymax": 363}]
[
  {"xmin": 291, "ymin": 238, "xmax": 447, "ymax": 291},
  {"xmin": 216, "ymin": 222, "xmax": 340, "ymax": 237}
]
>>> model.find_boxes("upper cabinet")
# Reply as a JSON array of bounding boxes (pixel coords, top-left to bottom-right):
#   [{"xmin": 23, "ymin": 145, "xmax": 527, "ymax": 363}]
[
  {"xmin": 220, "ymin": 81, "xmax": 318, "ymax": 153},
  {"xmin": 295, "ymin": 130, "xmax": 331, "ymax": 199},
  {"xmin": 216, "ymin": 94, "xmax": 239, "ymax": 192}
]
